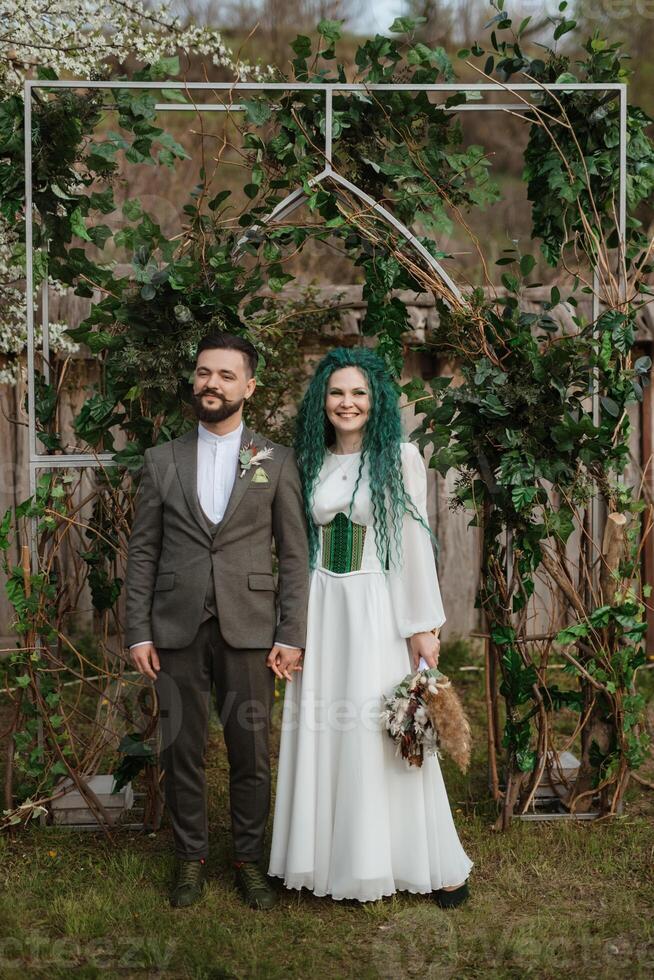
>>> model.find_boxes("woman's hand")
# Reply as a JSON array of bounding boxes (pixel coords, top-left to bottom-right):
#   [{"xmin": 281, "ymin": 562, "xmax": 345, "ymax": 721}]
[
  {"xmin": 409, "ymin": 631, "xmax": 440, "ymax": 671},
  {"xmin": 266, "ymin": 645, "xmax": 304, "ymax": 682}
]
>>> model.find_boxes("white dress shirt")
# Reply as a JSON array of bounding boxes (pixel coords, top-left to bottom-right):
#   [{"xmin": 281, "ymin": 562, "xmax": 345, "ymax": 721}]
[
  {"xmin": 197, "ymin": 419, "xmax": 243, "ymax": 523},
  {"xmin": 129, "ymin": 421, "xmax": 296, "ymax": 651}
]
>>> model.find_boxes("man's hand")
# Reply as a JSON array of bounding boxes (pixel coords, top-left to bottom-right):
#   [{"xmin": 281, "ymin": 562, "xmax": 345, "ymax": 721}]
[
  {"xmin": 409, "ymin": 631, "xmax": 441, "ymax": 671},
  {"xmin": 266, "ymin": 645, "xmax": 303, "ymax": 682},
  {"xmin": 129, "ymin": 642, "xmax": 160, "ymax": 681}
]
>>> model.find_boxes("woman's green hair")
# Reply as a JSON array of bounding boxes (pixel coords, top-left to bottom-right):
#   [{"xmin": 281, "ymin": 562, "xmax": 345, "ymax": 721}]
[{"xmin": 294, "ymin": 346, "xmax": 427, "ymax": 569}]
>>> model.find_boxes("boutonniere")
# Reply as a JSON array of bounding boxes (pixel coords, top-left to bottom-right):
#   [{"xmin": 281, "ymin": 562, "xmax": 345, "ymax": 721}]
[{"xmin": 239, "ymin": 442, "xmax": 273, "ymax": 478}]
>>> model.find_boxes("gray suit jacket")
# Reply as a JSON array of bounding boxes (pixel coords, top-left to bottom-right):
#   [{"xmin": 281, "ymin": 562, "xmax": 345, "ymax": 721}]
[{"xmin": 124, "ymin": 424, "xmax": 309, "ymax": 651}]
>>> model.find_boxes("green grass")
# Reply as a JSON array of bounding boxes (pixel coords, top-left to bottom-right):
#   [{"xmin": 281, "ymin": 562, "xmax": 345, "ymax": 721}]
[{"xmin": 1, "ymin": 641, "xmax": 653, "ymax": 979}]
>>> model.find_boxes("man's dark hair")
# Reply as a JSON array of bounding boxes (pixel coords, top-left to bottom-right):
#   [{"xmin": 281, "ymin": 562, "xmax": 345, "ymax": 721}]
[{"xmin": 196, "ymin": 332, "xmax": 259, "ymax": 379}]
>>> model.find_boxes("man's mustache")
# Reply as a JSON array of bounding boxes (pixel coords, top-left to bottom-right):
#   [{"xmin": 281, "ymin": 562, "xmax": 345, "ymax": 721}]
[{"xmin": 198, "ymin": 389, "xmax": 224, "ymax": 399}]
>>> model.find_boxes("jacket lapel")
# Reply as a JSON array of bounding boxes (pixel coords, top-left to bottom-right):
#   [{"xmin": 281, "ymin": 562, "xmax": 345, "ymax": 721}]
[
  {"xmin": 215, "ymin": 425, "xmax": 262, "ymax": 537},
  {"xmin": 172, "ymin": 428, "xmax": 213, "ymax": 540}
]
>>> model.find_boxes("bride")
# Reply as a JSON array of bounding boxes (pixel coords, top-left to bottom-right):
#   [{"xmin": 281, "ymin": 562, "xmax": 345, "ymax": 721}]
[{"xmin": 267, "ymin": 347, "xmax": 473, "ymax": 904}]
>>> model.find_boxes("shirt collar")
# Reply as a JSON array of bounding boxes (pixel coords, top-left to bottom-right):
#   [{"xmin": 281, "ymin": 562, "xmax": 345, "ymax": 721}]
[{"xmin": 197, "ymin": 420, "xmax": 244, "ymax": 445}]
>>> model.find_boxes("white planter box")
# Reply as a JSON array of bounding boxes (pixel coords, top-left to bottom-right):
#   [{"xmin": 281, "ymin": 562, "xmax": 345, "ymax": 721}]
[
  {"xmin": 51, "ymin": 774, "xmax": 134, "ymax": 826},
  {"xmin": 534, "ymin": 751, "xmax": 580, "ymax": 799}
]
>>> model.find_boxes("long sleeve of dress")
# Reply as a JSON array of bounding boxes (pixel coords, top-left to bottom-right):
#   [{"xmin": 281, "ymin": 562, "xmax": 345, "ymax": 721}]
[{"xmin": 387, "ymin": 442, "xmax": 447, "ymax": 639}]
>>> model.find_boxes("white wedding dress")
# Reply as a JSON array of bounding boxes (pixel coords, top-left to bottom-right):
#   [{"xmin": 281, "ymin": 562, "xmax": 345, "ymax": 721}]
[{"xmin": 268, "ymin": 442, "xmax": 473, "ymax": 902}]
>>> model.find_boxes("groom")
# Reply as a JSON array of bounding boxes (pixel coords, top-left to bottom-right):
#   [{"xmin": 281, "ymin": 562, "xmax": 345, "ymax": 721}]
[{"xmin": 125, "ymin": 331, "xmax": 309, "ymax": 910}]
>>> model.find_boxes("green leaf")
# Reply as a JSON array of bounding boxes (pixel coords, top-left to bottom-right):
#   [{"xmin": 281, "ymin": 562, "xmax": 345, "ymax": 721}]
[
  {"xmin": 512, "ymin": 485, "xmax": 540, "ymax": 510},
  {"xmin": 516, "ymin": 749, "xmax": 537, "ymax": 772},
  {"xmin": 90, "ymin": 135, "xmax": 127, "ymax": 161},
  {"xmin": 491, "ymin": 626, "xmax": 516, "ymax": 645},
  {"xmin": 555, "ymin": 622, "xmax": 589, "ymax": 644},
  {"xmin": 600, "ymin": 396, "xmax": 620, "ymax": 417},
  {"xmin": 50, "ymin": 183, "xmax": 75, "ymax": 200},
  {"xmin": 87, "ymin": 224, "xmax": 112, "ymax": 249},
  {"xmin": 112, "ymin": 442, "xmax": 144, "ymax": 472},
  {"xmin": 125, "ymin": 92, "xmax": 158, "ymax": 119},
  {"xmin": 553, "ymin": 20, "xmax": 576, "ymax": 41},
  {"xmin": 520, "ymin": 254, "xmax": 536, "ymax": 276},
  {"xmin": 291, "ymin": 35, "xmax": 312, "ymax": 57},
  {"xmin": 317, "ymin": 19, "xmax": 343, "ymax": 44},
  {"xmin": 389, "ymin": 16, "xmax": 426, "ymax": 33},
  {"xmin": 546, "ymin": 507, "xmax": 575, "ymax": 544},
  {"xmin": 614, "ymin": 321, "xmax": 635, "ymax": 356},
  {"xmin": 208, "ymin": 190, "xmax": 230, "ymax": 211},
  {"xmin": 151, "ymin": 55, "xmax": 180, "ymax": 78},
  {"xmin": 88, "ymin": 189, "xmax": 115, "ymax": 214},
  {"xmin": 517, "ymin": 16, "xmax": 532, "ymax": 37},
  {"xmin": 263, "ymin": 241, "xmax": 281, "ymax": 262},
  {"xmin": 161, "ymin": 88, "xmax": 188, "ymax": 103},
  {"xmin": 69, "ymin": 207, "xmax": 92, "ymax": 242},
  {"xmin": 324, "ymin": 215, "xmax": 346, "ymax": 228},
  {"xmin": 122, "ymin": 199, "xmax": 143, "ymax": 221},
  {"xmin": 156, "ymin": 130, "xmax": 190, "ymax": 160},
  {"xmin": 268, "ymin": 274, "xmax": 294, "ymax": 292},
  {"xmin": 0, "ymin": 508, "xmax": 12, "ymax": 551},
  {"xmin": 242, "ymin": 99, "xmax": 272, "ymax": 126},
  {"xmin": 555, "ymin": 71, "xmax": 578, "ymax": 85}
]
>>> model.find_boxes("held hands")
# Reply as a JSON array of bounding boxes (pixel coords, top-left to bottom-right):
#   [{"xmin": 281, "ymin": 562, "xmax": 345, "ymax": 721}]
[
  {"xmin": 266, "ymin": 645, "xmax": 303, "ymax": 682},
  {"xmin": 129, "ymin": 642, "xmax": 160, "ymax": 681},
  {"xmin": 409, "ymin": 630, "xmax": 441, "ymax": 671}
]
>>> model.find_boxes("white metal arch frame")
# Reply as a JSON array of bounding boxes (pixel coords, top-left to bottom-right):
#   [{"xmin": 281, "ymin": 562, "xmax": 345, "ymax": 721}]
[{"xmin": 20, "ymin": 79, "xmax": 628, "ymax": 823}]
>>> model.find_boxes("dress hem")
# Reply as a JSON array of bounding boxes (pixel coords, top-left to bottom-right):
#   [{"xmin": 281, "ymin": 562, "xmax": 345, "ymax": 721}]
[{"xmin": 267, "ymin": 866, "xmax": 473, "ymax": 904}]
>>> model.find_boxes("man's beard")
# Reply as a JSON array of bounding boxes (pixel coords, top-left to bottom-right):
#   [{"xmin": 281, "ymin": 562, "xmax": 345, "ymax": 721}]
[{"xmin": 191, "ymin": 389, "xmax": 244, "ymax": 424}]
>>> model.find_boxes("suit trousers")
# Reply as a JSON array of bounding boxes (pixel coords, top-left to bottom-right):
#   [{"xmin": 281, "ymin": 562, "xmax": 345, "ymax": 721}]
[{"xmin": 154, "ymin": 615, "xmax": 275, "ymax": 862}]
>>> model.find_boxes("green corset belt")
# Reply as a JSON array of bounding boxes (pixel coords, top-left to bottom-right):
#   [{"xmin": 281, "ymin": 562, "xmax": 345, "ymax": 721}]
[{"xmin": 321, "ymin": 512, "xmax": 368, "ymax": 573}]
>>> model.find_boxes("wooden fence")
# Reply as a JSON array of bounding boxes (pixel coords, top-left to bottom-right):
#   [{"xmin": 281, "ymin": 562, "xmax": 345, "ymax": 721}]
[{"xmin": 1, "ymin": 285, "xmax": 652, "ymax": 651}]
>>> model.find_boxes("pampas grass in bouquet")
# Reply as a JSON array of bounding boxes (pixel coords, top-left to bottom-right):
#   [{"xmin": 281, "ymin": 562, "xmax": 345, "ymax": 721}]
[{"xmin": 381, "ymin": 658, "xmax": 472, "ymax": 772}]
